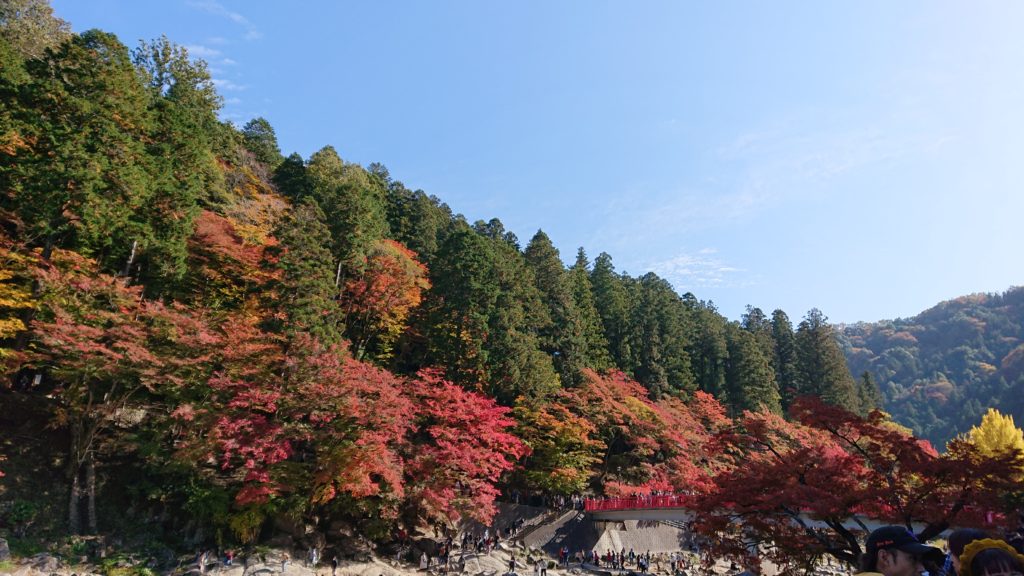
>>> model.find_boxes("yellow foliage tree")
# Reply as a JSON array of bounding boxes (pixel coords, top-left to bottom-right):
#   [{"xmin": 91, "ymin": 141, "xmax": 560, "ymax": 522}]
[
  {"xmin": 966, "ymin": 408, "xmax": 1024, "ymax": 470},
  {"xmin": 0, "ymin": 244, "xmax": 36, "ymax": 368},
  {"xmin": 877, "ymin": 410, "xmax": 916, "ymax": 437}
]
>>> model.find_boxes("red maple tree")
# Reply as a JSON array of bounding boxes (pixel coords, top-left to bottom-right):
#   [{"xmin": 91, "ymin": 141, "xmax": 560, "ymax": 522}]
[
  {"xmin": 691, "ymin": 397, "xmax": 1023, "ymax": 573},
  {"xmin": 22, "ymin": 247, "xmax": 213, "ymax": 533},
  {"xmin": 568, "ymin": 369, "xmax": 728, "ymax": 496},
  {"xmin": 403, "ymin": 369, "xmax": 529, "ymax": 525},
  {"xmin": 177, "ymin": 317, "xmax": 529, "ymax": 531}
]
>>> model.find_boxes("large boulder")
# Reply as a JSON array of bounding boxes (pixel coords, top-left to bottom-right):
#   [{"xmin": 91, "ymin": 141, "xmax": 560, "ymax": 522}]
[{"xmin": 30, "ymin": 553, "xmax": 60, "ymax": 572}]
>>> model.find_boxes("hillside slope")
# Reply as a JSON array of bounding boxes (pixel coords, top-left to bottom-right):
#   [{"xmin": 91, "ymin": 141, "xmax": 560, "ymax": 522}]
[{"xmin": 840, "ymin": 287, "xmax": 1024, "ymax": 446}]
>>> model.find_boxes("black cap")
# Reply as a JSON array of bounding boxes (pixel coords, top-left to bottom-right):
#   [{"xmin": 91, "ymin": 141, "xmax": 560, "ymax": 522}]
[{"xmin": 867, "ymin": 526, "xmax": 944, "ymax": 563}]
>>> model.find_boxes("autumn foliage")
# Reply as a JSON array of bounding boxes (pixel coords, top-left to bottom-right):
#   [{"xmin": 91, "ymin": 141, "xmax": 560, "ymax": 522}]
[
  {"xmin": 403, "ymin": 369, "xmax": 529, "ymax": 523},
  {"xmin": 4, "ymin": 14, "xmax": 1024, "ymax": 557},
  {"xmin": 1, "ymin": 226, "xmax": 525, "ymax": 538},
  {"xmin": 511, "ymin": 369, "xmax": 730, "ymax": 498},
  {"xmin": 573, "ymin": 370, "xmax": 729, "ymax": 496},
  {"xmin": 6, "ymin": 223, "xmax": 1024, "ymax": 558},
  {"xmin": 166, "ymin": 311, "xmax": 526, "ymax": 532},
  {"xmin": 691, "ymin": 397, "xmax": 1024, "ymax": 573},
  {"xmin": 342, "ymin": 239, "xmax": 430, "ymax": 361}
]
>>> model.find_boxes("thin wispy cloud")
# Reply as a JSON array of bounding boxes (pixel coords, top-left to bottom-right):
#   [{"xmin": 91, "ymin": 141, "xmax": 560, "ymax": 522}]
[
  {"xmin": 717, "ymin": 129, "xmax": 781, "ymax": 158},
  {"xmin": 596, "ymin": 120, "xmax": 940, "ymax": 254},
  {"xmin": 645, "ymin": 250, "xmax": 747, "ymax": 291},
  {"xmin": 589, "ymin": 183, "xmax": 771, "ymax": 254},
  {"xmin": 580, "ymin": 122, "xmax": 925, "ymax": 266},
  {"xmin": 212, "ymin": 78, "xmax": 247, "ymax": 91},
  {"xmin": 724, "ymin": 122, "xmax": 943, "ymax": 192},
  {"xmin": 185, "ymin": 44, "xmax": 221, "ymax": 59},
  {"xmin": 221, "ymin": 58, "xmax": 238, "ymax": 66},
  {"xmin": 186, "ymin": 1, "xmax": 262, "ymax": 40}
]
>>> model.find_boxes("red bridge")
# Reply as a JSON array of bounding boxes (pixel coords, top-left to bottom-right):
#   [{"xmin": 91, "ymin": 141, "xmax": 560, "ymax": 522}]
[
  {"xmin": 584, "ymin": 494, "xmax": 692, "ymax": 512},
  {"xmin": 583, "ymin": 494, "xmax": 937, "ymax": 534}
]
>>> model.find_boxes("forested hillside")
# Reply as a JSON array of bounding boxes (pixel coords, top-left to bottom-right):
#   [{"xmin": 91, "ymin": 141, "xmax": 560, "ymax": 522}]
[
  {"xmin": 3, "ymin": 2, "xmax": 1019, "ymax": 566},
  {"xmin": 840, "ymin": 287, "xmax": 1024, "ymax": 447}
]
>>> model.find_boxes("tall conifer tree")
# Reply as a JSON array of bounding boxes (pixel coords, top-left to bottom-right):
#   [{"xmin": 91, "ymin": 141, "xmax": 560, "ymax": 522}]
[
  {"xmin": 267, "ymin": 199, "xmax": 343, "ymax": 346},
  {"xmin": 3, "ymin": 30, "xmax": 152, "ymax": 271},
  {"xmin": 306, "ymin": 146, "xmax": 389, "ymax": 286},
  {"xmin": 725, "ymin": 323, "xmax": 782, "ymax": 415},
  {"xmin": 134, "ymin": 36, "xmax": 223, "ymax": 287},
  {"xmin": 423, "ymin": 227, "xmax": 557, "ymax": 404},
  {"xmin": 590, "ymin": 252, "xmax": 635, "ymax": 372},
  {"xmin": 241, "ymin": 117, "xmax": 282, "ymax": 167},
  {"xmin": 524, "ymin": 230, "xmax": 580, "ymax": 385},
  {"xmin": 856, "ymin": 370, "xmax": 884, "ymax": 415},
  {"xmin": 771, "ymin": 309, "xmax": 800, "ymax": 411},
  {"xmin": 691, "ymin": 304, "xmax": 729, "ymax": 402},
  {"xmin": 795, "ymin": 308, "xmax": 858, "ymax": 411},
  {"xmin": 568, "ymin": 248, "xmax": 613, "ymax": 373},
  {"xmin": 633, "ymin": 273, "xmax": 696, "ymax": 397},
  {"xmin": 742, "ymin": 306, "xmax": 777, "ymax": 368},
  {"xmin": 272, "ymin": 152, "xmax": 312, "ymax": 200},
  {"xmin": 383, "ymin": 180, "xmax": 454, "ymax": 264}
]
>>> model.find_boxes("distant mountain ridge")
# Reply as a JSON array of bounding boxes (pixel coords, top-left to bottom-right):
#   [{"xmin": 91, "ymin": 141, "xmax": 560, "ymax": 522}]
[{"xmin": 839, "ymin": 286, "xmax": 1024, "ymax": 447}]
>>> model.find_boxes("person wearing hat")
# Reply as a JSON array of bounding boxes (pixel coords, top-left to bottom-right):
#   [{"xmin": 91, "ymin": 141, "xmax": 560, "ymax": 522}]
[
  {"xmin": 944, "ymin": 529, "xmax": 990, "ymax": 576},
  {"xmin": 957, "ymin": 538, "xmax": 1024, "ymax": 576},
  {"xmin": 860, "ymin": 526, "xmax": 945, "ymax": 576}
]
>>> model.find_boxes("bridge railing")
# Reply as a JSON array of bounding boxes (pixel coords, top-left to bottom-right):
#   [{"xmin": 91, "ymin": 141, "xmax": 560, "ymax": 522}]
[{"xmin": 584, "ymin": 495, "xmax": 691, "ymax": 512}]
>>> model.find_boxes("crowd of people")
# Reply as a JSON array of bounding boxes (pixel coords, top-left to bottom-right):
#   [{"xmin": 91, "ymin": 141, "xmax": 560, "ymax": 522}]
[
  {"xmin": 860, "ymin": 525, "xmax": 1024, "ymax": 576},
  {"xmin": 412, "ymin": 518, "xmax": 538, "ymax": 575},
  {"xmin": 186, "ymin": 492, "xmax": 1022, "ymax": 576},
  {"xmin": 559, "ymin": 547, "xmax": 665, "ymax": 572},
  {"xmin": 507, "ymin": 490, "xmax": 587, "ymax": 511}
]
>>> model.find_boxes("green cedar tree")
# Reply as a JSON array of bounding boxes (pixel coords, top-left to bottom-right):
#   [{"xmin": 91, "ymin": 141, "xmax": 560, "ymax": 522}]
[
  {"xmin": 795, "ymin": 308, "xmax": 858, "ymax": 411},
  {"xmin": 241, "ymin": 117, "xmax": 282, "ymax": 167},
  {"xmin": 266, "ymin": 199, "xmax": 343, "ymax": 346},
  {"xmin": 725, "ymin": 323, "xmax": 782, "ymax": 415},
  {"xmin": 771, "ymin": 308, "xmax": 800, "ymax": 411}
]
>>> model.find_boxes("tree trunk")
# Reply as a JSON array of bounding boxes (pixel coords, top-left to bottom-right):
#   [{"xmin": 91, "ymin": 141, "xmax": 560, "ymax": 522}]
[
  {"xmin": 122, "ymin": 239, "xmax": 138, "ymax": 277},
  {"xmin": 86, "ymin": 449, "xmax": 97, "ymax": 533},
  {"xmin": 68, "ymin": 418, "xmax": 83, "ymax": 535},
  {"xmin": 68, "ymin": 465, "xmax": 81, "ymax": 535}
]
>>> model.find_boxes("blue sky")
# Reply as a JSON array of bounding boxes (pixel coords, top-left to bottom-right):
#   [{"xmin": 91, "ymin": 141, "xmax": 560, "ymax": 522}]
[{"xmin": 52, "ymin": 1, "xmax": 1024, "ymax": 324}]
